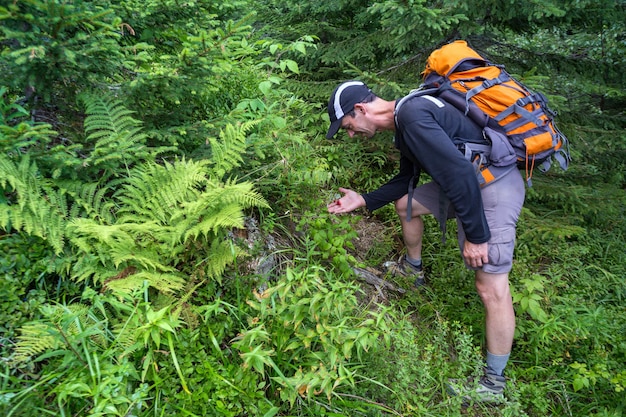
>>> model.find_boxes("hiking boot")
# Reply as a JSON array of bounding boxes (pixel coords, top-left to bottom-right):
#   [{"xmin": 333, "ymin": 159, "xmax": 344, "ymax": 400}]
[
  {"xmin": 383, "ymin": 256, "xmax": 426, "ymax": 287},
  {"xmin": 447, "ymin": 371, "xmax": 506, "ymax": 404},
  {"xmin": 475, "ymin": 372, "xmax": 506, "ymax": 401}
]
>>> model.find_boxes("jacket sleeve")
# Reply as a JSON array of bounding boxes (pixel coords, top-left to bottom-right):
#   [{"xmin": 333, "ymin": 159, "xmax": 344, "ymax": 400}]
[{"xmin": 397, "ymin": 100, "xmax": 491, "ymax": 244}]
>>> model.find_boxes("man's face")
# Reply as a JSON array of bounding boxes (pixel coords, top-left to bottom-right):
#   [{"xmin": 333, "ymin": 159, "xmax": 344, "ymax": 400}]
[{"xmin": 340, "ymin": 108, "xmax": 376, "ymax": 139}]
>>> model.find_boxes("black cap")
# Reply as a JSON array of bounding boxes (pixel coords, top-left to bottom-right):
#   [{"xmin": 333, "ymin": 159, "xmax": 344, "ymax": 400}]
[{"xmin": 326, "ymin": 81, "xmax": 372, "ymax": 139}]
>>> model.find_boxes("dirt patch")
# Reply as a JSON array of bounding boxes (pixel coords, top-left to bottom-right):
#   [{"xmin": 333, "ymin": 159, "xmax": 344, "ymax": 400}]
[{"xmin": 349, "ymin": 214, "xmax": 397, "ymax": 264}]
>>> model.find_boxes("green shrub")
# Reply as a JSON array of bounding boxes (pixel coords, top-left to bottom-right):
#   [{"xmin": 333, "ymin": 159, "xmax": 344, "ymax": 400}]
[
  {"xmin": 0, "ymin": 234, "xmax": 49, "ymax": 341},
  {"xmin": 0, "ymin": 1, "xmax": 126, "ymax": 106},
  {"xmin": 234, "ymin": 266, "xmax": 392, "ymax": 409}
]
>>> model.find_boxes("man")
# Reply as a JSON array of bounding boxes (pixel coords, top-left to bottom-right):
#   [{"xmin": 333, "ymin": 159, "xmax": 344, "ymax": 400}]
[{"xmin": 325, "ymin": 80, "xmax": 525, "ymax": 401}]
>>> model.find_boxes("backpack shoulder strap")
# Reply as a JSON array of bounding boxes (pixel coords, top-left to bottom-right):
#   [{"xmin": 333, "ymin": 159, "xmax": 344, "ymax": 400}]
[{"xmin": 394, "ymin": 87, "xmax": 443, "ymax": 126}]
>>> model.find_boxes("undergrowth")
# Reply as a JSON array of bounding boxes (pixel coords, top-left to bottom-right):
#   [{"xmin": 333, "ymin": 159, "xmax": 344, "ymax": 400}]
[{"xmin": 1, "ymin": 2, "xmax": 625, "ymax": 415}]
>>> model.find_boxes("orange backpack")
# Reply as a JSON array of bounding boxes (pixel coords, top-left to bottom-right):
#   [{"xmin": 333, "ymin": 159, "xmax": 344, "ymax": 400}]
[{"xmin": 416, "ymin": 40, "xmax": 570, "ymax": 185}]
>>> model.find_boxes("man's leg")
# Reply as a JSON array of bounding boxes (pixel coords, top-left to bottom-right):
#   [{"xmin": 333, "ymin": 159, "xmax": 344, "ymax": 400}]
[
  {"xmin": 394, "ymin": 194, "xmax": 431, "ymax": 261},
  {"xmin": 445, "ymin": 270, "xmax": 515, "ymax": 401},
  {"xmin": 475, "ymin": 270, "xmax": 515, "ymax": 361},
  {"xmin": 388, "ymin": 193, "xmax": 434, "ymax": 286},
  {"xmin": 392, "ymin": 183, "xmax": 453, "ymax": 286}
]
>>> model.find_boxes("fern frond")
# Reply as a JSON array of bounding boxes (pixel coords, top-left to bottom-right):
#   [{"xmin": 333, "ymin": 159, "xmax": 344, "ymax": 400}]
[
  {"xmin": 68, "ymin": 218, "xmax": 136, "ymax": 249},
  {"xmin": 109, "ymin": 248, "xmax": 177, "ymax": 272},
  {"xmin": 209, "ymin": 121, "xmax": 260, "ymax": 178},
  {"xmin": 222, "ymin": 178, "xmax": 270, "ymax": 208},
  {"xmin": 58, "ymin": 179, "xmax": 116, "ymax": 223},
  {"xmin": 90, "ymin": 128, "xmax": 148, "ymax": 165},
  {"xmin": 67, "ymin": 157, "xmax": 267, "ymax": 290},
  {"xmin": 115, "ymin": 159, "xmax": 208, "ymax": 224},
  {"xmin": 184, "ymin": 203, "xmax": 245, "ymax": 241},
  {"xmin": 112, "ymin": 321, "xmax": 141, "ymax": 356},
  {"xmin": 170, "ymin": 179, "xmax": 268, "ymax": 245},
  {"xmin": 10, "ymin": 322, "xmax": 60, "ymax": 363},
  {"xmin": 49, "ymin": 303, "xmax": 111, "ymax": 350},
  {"xmin": 78, "ymin": 93, "xmax": 153, "ymax": 178},
  {"xmin": 80, "ymin": 93, "xmax": 142, "ymax": 139},
  {"xmin": 11, "ymin": 302, "xmax": 110, "ymax": 364},
  {"xmin": 201, "ymin": 237, "xmax": 242, "ymax": 282},
  {"xmin": 104, "ymin": 271, "xmax": 186, "ymax": 294},
  {"xmin": 0, "ymin": 154, "xmax": 67, "ymax": 253},
  {"xmin": 70, "ymin": 252, "xmax": 119, "ymax": 284},
  {"xmin": 68, "ymin": 219, "xmax": 176, "ymax": 281}
]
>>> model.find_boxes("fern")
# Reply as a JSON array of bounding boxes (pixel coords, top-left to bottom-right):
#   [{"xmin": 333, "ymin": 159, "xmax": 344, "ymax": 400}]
[
  {"xmin": 68, "ymin": 157, "xmax": 268, "ymax": 291},
  {"xmin": 199, "ymin": 237, "xmax": 242, "ymax": 282},
  {"xmin": 104, "ymin": 271, "xmax": 186, "ymax": 294},
  {"xmin": 58, "ymin": 179, "xmax": 116, "ymax": 223},
  {"xmin": 209, "ymin": 120, "xmax": 260, "ymax": 178},
  {"xmin": 79, "ymin": 92, "xmax": 169, "ymax": 180},
  {"xmin": 115, "ymin": 158, "xmax": 208, "ymax": 225},
  {"xmin": 10, "ymin": 303, "xmax": 104, "ymax": 364},
  {"xmin": 68, "ymin": 219, "xmax": 178, "ymax": 281},
  {"xmin": 0, "ymin": 93, "xmax": 164, "ymax": 254},
  {"xmin": 10, "ymin": 321, "xmax": 60, "ymax": 364},
  {"xmin": 177, "ymin": 179, "xmax": 268, "ymax": 240},
  {"xmin": 0, "ymin": 154, "xmax": 68, "ymax": 253}
]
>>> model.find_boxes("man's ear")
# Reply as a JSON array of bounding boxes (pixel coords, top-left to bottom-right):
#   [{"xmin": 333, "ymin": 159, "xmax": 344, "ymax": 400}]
[{"xmin": 353, "ymin": 103, "xmax": 366, "ymax": 114}]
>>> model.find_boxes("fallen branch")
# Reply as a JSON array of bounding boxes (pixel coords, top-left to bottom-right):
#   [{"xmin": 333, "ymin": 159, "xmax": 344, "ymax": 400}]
[{"xmin": 352, "ymin": 267, "xmax": 406, "ymax": 294}]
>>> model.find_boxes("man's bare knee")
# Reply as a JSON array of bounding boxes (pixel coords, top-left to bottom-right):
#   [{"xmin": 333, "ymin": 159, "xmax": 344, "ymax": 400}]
[
  {"xmin": 394, "ymin": 196, "xmax": 409, "ymax": 217},
  {"xmin": 395, "ymin": 196, "xmax": 431, "ymax": 219},
  {"xmin": 475, "ymin": 272, "xmax": 511, "ymax": 305}
]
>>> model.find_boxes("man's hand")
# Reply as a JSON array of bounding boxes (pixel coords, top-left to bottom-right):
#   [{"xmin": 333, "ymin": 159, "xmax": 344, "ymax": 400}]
[
  {"xmin": 327, "ymin": 187, "xmax": 366, "ymax": 214},
  {"xmin": 463, "ymin": 240, "xmax": 489, "ymax": 268}
]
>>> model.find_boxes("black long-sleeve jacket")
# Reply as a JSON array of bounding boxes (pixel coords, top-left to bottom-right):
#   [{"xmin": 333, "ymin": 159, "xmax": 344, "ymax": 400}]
[{"xmin": 361, "ymin": 94, "xmax": 491, "ymax": 244}]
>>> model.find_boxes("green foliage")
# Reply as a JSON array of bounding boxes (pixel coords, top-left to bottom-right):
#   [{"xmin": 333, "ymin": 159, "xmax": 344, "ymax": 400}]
[
  {"xmin": 355, "ymin": 317, "xmax": 487, "ymax": 415},
  {"xmin": 511, "ymin": 273, "xmax": 549, "ymax": 323},
  {"xmin": 0, "ymin": 86, "xmax": 79, "ymax": 179},
  {"xmin": 0, "ymin": 234, "xmax": 49, "ymax": 341},
  {"xmin": 79, "ymin": 93, "xmax": 166, "ymax": 181},
  {"xmin": 0, "ymin": 92, "xmax": 167, "ymax": 254},
  {"xmin": 250, "ymin": 0, "xmax": 374, "ymax": 77},
  {"xmin": 0, "ymin": 153, "xmax": 69, "ymax": 253},
  {"xmin": 252, "ymin": 0, "xmax": 466, "ymax": 78},
  {"xmin": 0, "ymin": 86, "xmax": 28, "ymax": 126},
  {"xmin": 119, "ymin": 9, "xmax": 264, "ymax": 151},
  {"xmin": 321, "ymin": 132, "xmax": 395, "ymax": 192},
  {"xmin": 232, "ymin": 96, "xmax": 333, "ymax": 213},
  {"xmin": 367, "ymin": 0, "xmax": 467, "ymax": 55},
  {"xmin": 208, "ymin": 121, "xmax": 257, "ymax": 179},
  {"xmin": 1, "ymin": 0, "xmax": 625, "ymax": 416},
  {"xmin": 296, "ymin": 211, "xmax": 360, "ymax": 275},
  {"xmin": 69, "ymin": 157, "xmax": 268, "ymax": 291},
  {"xmin": 233, "ymin": 266, "xmax": 392, "ymax": 407},
  {"xmin": 0, "ymin": 0, "xmax": 125, "ymax": 105},
  {"xmin": 5, "ymin": 290, "xmax": 165, "ymax": 416}
]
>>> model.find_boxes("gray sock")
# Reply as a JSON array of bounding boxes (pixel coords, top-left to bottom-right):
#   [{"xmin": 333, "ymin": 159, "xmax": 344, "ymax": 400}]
[
  {"xmin": 405, "ymin": 255, "xmax": 422, "ymax": 270},
  {"xmin": 486, "ymin": 351, "xmax": 510, "ymax": 376}
]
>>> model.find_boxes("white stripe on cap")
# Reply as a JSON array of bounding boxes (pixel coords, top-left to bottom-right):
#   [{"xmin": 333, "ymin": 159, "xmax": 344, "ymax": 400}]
[{"xmin": 333, "ymin": 81, "xmax": 365, "ymax": 120}]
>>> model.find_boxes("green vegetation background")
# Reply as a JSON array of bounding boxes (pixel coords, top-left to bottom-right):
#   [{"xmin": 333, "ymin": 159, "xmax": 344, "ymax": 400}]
[{"xmin": 0, "ymin": 1, "xmax": 624, "ymax": 416}]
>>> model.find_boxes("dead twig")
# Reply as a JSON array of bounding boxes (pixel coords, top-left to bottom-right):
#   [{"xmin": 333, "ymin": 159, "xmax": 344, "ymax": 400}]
[{"xmin": 352, "ymin": 267, "xmax": 406, "ymax": 294}]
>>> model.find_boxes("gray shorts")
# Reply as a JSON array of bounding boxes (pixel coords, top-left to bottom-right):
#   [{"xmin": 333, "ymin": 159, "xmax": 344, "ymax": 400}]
[{"xmin": 412, "ymin": 168, "xmax": 525, "ymax": 274}]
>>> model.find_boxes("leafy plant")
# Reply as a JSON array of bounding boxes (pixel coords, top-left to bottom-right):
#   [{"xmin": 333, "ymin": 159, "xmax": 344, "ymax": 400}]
[
  {"xmin": 6, "ymin": 289, "xmax": 164, "ymax": 416},
  {"xmin": 296, "ymin": 211, "xmax": 360, "ymax": 275},
  {"xmin": 2, "ymin": 0, "xmax": 626, "ymax": 416},
  {"xmin": 0, "ymin": 153, "xmax": 69, "ymax": 254},
  {"xmin": 78, "ymin": 92, "xmax": 170, "ymax": 182},
  {"xmin": 0, "ymin": 234, "xmax": 49, "ymax": 341},
  {"xmin": 0, "ymin": 1, "xmax": 126, "ymax": 105},
  {"xmin": 233, "ymin": 266, "xmax": 392, "ymax": 408},
  {"xmin": 511, "ymin": 273, "xmax": 549, "ymax": 323},
  {"xmin": 69, "ymin": 156, "xmax": 268, "ymax": 292}
]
